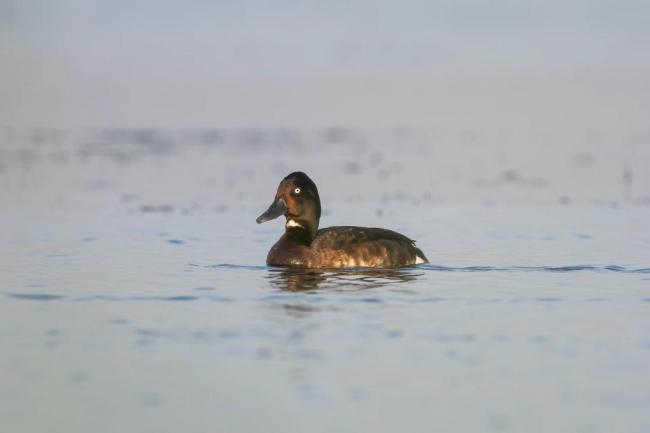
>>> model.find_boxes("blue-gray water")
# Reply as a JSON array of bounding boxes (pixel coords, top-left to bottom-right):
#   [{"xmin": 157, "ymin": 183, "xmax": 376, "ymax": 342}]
[{"xmin": 1, "ymin": 128, "xmax": 650, "ymax": 433}]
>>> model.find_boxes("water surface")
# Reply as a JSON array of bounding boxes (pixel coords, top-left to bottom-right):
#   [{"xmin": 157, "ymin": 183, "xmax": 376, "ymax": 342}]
[{"xmin": 1, "ymin": 128, "xmax": 649, "ymax": 433}]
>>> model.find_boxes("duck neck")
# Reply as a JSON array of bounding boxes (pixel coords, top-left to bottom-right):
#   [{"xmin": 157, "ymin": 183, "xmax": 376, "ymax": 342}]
[{"xmin": 284, "ymin": 218, "xmax": 317, "ymax": 244}]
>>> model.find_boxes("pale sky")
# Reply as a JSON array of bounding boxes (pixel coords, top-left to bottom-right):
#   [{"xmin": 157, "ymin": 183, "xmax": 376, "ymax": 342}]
[{"xmin": 1, "ymin": 0, "xmax": 649, "ymax": 127}]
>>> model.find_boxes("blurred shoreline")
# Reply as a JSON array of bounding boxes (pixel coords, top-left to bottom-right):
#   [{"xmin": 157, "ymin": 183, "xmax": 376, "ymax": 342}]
[{"xmin": 1, "ymin": 125, "xmax": 648, "ymax": 211}]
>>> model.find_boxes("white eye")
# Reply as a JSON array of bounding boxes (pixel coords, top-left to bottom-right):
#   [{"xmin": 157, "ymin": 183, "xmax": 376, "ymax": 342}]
[{"xmin": 294, "ymin": 187, "xmax": 301, "ymax": 194}]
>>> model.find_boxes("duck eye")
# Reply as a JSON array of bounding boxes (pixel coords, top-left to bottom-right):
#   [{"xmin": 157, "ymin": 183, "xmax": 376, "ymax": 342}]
[{"xmin": 294, "ymin": 187, "xmax": 301, "ymax": 194}]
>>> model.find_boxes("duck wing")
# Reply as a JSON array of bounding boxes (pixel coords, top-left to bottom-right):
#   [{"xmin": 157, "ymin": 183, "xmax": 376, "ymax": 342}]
[
  {"xmin": 313, "ymin": 226, "xmax": 414, "ymax": 247},
  {"xmin": 312, "ymin": 226, "xmax": 428, "ymax": 267}
]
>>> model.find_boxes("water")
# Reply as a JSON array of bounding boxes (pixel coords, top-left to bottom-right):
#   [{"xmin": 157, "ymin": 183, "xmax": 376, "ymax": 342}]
[{"xmin": 1, "ymin": 128, "xmax": 650, "ymax": 433}]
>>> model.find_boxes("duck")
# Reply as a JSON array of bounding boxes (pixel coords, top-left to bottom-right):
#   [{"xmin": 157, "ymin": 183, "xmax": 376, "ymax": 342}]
[{"xmin": 256, "ymin": 171, "xmax": 428, "ymax": 268}]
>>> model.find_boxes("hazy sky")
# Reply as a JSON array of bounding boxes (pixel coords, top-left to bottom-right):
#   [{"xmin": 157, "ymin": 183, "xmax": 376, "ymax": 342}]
[{"xmin": 2, "ymin": 0, "xmax": 649, "ymax": 127}]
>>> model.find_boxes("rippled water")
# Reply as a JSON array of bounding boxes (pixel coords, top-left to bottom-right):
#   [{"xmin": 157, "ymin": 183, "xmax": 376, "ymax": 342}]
[{"xmin": 1, "ymin": 128, "xmax": 650, "ymax": 433}]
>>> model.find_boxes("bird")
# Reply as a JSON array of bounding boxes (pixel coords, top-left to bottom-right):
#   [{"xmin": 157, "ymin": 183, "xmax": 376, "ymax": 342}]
[{"xmin": 256, "ymin": 171, "xmax": 428, "ymax": 268}]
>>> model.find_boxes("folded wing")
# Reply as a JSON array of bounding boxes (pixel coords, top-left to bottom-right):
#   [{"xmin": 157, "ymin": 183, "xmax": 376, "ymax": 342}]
[{"xmin": 312, "ymin": 226, "xmax": 427, "ymax": 268}]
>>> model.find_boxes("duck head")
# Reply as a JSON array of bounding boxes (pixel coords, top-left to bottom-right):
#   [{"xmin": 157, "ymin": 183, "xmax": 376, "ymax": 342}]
[{"xmin": 256, "ymin": 171, "xmax": 321, "ymax": 241}]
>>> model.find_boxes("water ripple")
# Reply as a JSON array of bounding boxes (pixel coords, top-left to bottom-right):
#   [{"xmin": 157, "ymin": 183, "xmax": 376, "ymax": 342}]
[
  {"xmin": 4, "ymin": 293, "xmax": 232, "ymax": 303},
  {"xmin": 422, "ymin": 264, "xmax": 650, "ymax": 273},
  {"xmin": 200, "ymin": 263, "xmax": 269, "ymax": 271},
  {"xmin": 7, "ymin": 293, "xmax": 66, "ymax": 301},
  {"xmin": 205, "ymin": 263, "xmax": 649, "ymax": 274}
]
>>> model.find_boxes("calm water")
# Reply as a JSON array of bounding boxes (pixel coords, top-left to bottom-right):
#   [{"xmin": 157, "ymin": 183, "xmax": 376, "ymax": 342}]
[{"xmin": 1, "ymin": 128, "xmax": 650, "ymax": 433}]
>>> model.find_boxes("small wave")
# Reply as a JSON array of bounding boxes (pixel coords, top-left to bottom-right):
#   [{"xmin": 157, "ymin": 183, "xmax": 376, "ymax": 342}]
[
  {"xmin": 129, "ymin": 295, "xmax": 198, "ymax": 302},
  {"xmin": 6, "ymin": 293, "xmax": 235, "ymax": 303},
  {"xmin": 7, "ymin": 293, "xmax": 65, "ymax": 301},
  {"xmin": 421, "ymin": 264, "xmax": 650, "ymax": 274},
  {"xmin": 196, "ymin": 263, "xmax": 650, "ymax": 274},
  {"xmin": 198, "ymin": 263, "xmax": 269, "ymax": 271}
]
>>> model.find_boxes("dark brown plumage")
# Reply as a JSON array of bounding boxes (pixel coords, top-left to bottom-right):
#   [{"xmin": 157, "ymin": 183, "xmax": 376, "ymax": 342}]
[{"xmin": 256, "ymin": 172, "xmax": 428, "ymax": 268}]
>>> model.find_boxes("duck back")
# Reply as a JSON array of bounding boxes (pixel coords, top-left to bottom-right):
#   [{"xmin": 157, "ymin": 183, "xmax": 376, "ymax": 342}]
[{"xmin": 310, "ymin": 226, "xmax": 428, "ymax": 268}]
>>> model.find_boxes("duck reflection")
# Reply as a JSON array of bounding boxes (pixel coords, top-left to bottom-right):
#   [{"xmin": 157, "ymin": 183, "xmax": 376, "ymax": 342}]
[{"xmin": 266, "ymin": 267, "xmax": 422, "ymax": 292}]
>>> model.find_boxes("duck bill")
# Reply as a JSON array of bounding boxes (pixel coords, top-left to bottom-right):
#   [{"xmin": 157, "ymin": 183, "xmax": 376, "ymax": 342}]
[{"xmin": 256, "ymin": 198, "xmax": 287, "ymax": 224}]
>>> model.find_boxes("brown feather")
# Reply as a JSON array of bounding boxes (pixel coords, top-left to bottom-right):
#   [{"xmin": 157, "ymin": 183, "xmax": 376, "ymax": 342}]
[{"xmin": 259, "ymin": 172, "xmax": 428, "ymax": 268}]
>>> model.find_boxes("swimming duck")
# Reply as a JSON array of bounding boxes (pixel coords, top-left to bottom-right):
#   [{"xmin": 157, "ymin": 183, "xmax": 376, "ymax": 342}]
[{"xmin": 256, "ymin": 171, "xmax": 428, "ymax": 268}]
